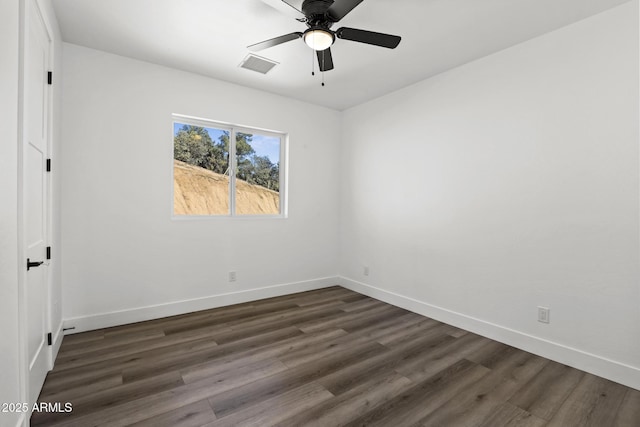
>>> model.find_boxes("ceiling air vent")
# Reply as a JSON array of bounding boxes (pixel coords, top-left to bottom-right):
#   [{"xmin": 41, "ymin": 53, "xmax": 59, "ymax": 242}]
[{"xmin": 239, "ymin": 53, "xmax": 279, "ymax": 74}]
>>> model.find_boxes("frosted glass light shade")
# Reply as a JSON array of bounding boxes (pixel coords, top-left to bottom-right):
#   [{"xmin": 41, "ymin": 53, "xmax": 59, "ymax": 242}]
[{"xmin": 304, "ymin": 29, "xmax": 334, "ymax": 51}]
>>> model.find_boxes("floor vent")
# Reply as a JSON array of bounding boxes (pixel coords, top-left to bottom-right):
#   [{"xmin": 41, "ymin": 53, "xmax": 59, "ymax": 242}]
[{"xmin": 239, "ymin": 53, "xmax": 279, "ymax": 74}]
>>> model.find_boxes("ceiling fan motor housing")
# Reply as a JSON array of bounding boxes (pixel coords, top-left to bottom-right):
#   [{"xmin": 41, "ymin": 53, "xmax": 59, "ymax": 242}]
[{"xmin": 302, "ymin": 0, "xmax": 336, "ymax": 25}]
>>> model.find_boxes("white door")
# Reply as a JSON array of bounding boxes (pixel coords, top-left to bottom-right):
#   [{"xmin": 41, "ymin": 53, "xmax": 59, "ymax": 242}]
[{"xmin": 24, "ymin": 0, "xmax": 51, "ymax": 407}]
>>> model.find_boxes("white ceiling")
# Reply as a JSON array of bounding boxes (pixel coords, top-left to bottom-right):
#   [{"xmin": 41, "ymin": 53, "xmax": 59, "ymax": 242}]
[{"xmin": 51, "ymin": 0, "xmax": 629, "ymax": 110}]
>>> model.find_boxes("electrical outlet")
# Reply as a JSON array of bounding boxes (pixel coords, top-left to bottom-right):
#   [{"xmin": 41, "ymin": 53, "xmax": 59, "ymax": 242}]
[
  {"xmin": 228, "ymin": 271, "xmax": 237, "ymax": 282},
  {"xmin": 537, "ymin": 306, "xmax": 550, "ymax": 324},
  {"xmin": 363, "ymin": 266, "xmax": 369, "ymax": 276}
]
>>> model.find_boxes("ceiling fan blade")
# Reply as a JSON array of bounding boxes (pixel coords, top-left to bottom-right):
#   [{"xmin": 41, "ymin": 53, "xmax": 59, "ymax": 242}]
[
  {"xmin": 248, "ymin": 32, "xmax": 303, "ymax": 51},
  {"xmin": 326, "ymin": 0, "xmax": 364, "ymax": 22},
  {"xmin": 316, "ymin": 48, "xmax": 334, "ymax": 72},
  {"xmin": 260, "ymin": 0, "xmax": 305, "ymax": 19},
  {"xmin": 336, "ymin": 27, "xmax": 401, "ymax": 49}
]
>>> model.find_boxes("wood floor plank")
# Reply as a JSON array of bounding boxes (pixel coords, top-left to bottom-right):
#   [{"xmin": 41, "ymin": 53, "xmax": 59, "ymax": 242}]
[
  {"xmin": 278, "ymin": 372, "xmax": 413, "ymax": 427},
  {"xmin": 317, "ymin": 324, "xmax": 455, "ymax": 395},
  {"xmin": 477, "ymin": 347, "xmax": 548, "ymax": 385},
  {"xmin": 223, "ymin": 298, "xmax": 346, "ymax": 331},
  {"xmin": 465, "ymin": 340, "xmax": 510, "ymax": 364},
  {"xmin": 476, "ymin": 402, "xmax": 547, "ymax": 427},
  {"xmin": 508, "ymin": 360, "xmax": 585, "ymax": 420},
  {"xmin": 208, "ymin": 340, "xmax": 388, "ymax": 418},
  {"xmin": 38, "ymin": 287, "xmax": 639, "ymax": 427},
  {"xmin": 296, "ymin": 303, "xmax": 400, "ymax": 333},
  {"xmin": 122, "ymin": 326, "xmax": 302, "ymax": 382},
  {"xmin": 209, "ymin": 305, "xmax": 345, "ymax": 345},
  {"xmin": 38, "ymin": 373, "xmax": 123, "ymax": 404},
  {"xmin": 417, "ymin": 366, "xmax": 524, "ymax": 426},
  {"xmin": 205, "ymin": 382, "xmax": 334, "ymax": 427},
  {"xmin": 447, "ymin": 326, "xmax": 470, "ymax": 338},
  {"xmin": 355, "ymin": 313, "xmax": 433, "ymax": 344},
  {"xmin": 127, "ymin": 399, "xmax": 215, "ymax": 427},
  {"xmin": 39, "ymin": 371, "xmax": 126, "ymax": 399},
  {"xmin": 31, "ymin": 371, "xmax": 185, "ymax": 426},
  {"xmin": 276, "ymin": 314, "xmax": 432, "ymax": 369},
  {"xmin": 182, "ymin": 357, "xmax": 289, "ymax": 395},
  {"xmin": 45, "ymin": 334, "xmax": 220, "ymax": 385},
  {"xmin": 339, "ymin": 311, "xmax": 429, "ymax": 346},
  {"xmin": 46, "ymin": 325, "xmax": 296, "ymax": 390},
  {"xmin": 55, "ymin": 329, "xmax": 208, "ymax": 371},
  {"xmin": 546, "ymin": 374, "xmax": 628, "ymax": 427},
  {"xmin": 333, "ymin": 305, "xmax": 411, "ymax": 334},
  {"xmin": 338, "ymin": 296, "xmax": 385, "ymax": 312},
  {"xmin": 469, "ymin": 341, "xmax": 519, "ymax": 368},
  {"xmin": 187, "ymin": 358, "xmax": 291, "ymax": 399},
  {"xmin": 258, "ymin": 287, "xmax": 353, "ymax": 309},
  {"xmin": 47, "ymin": 360, "xmax": 290, "ymax": 427},
  {"xmin": 209, "ymin": 327, "xmax": 345, "ymax": 369},
  {"xmin": 376, "ymin": 317, "xmax": 442, "ymax": 347},
  {"xmin": 161, "ymin": 302, "xmax": 302, "ymax": 336},
  {"xmin": 343, "ymin": 359, "xmax": 491, "ymax": 427},
  {"xmin": 395, "ymin": 332, "xmax": 492, "ymax": 383},
  {"xmin": 59, "ymin": 329, "xmax": 104, "ymax": 346},
  {"xmin": 96, "ymin": 298, "xmax": 297, "ymax": 337},
  {"xmin": 180, "ymin": 328, "xmax": 346, "ymax": 384},
  {"xmin": 58, "ymin": 328, "xmax": 166, "ymax": 358},
  {"xmin": 57, "ymin": 357, "xmax": 290, "ymax": 426},
  {"xmin": 295, "ymin": 288, "xmax": 360, "ymax": 307},
  {"xmin": 612, "ymin": 388, "xmax": 640, "ymax": 426},
  {"xmin": 269, "ymin": 330, "xmax": 376, "ymax": 368},
  {"xmin": 337, "ymin": 293, "xmax": 369, "ymax": 303}
]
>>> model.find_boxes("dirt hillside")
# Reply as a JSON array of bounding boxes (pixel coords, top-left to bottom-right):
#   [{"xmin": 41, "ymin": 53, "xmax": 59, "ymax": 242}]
[{"xmin": 174, "ymin": 160, "xmax": 280, "ymax": 215}]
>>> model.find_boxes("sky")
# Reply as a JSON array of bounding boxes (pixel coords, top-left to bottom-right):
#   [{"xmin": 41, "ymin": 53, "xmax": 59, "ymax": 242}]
[{"xmin": 174, "ymin": 122, "xmax": 280, "ymax": 164}]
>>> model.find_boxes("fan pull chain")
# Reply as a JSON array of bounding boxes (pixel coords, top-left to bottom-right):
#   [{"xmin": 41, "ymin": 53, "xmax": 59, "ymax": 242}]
[
  {"xmin": 311, "ymin": 48, "xmax": 315, "ymax": 76},
  {"xmin": 321, "ymin": 50, "xmax": 325, "ymax": 87}
]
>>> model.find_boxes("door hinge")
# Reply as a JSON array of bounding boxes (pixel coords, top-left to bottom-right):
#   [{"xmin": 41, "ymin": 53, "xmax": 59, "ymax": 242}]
[
  {"xmin": 47, "ymin": 71, "xmax": 52, "ymax": 85},
  {"xmin": 47, "ymin": 333, "xmax": 52, "ymax": 346},
  {"xmin": 46, "ymin": 246, "xmax": 51, "ymax": 260},
  {"xmin": 46, "ymin": 158, "xmax": 51, "ymax": 172}
]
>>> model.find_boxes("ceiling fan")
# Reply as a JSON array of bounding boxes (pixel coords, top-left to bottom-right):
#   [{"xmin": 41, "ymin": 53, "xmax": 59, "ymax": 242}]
[{"xmin": 249, "ymin": 0, "xmax": 401, "ymax": 72}]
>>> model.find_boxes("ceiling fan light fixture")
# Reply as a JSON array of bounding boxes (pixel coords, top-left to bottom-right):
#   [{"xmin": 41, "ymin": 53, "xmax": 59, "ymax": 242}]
[{"xmin": 303, "ymin": 28, "xmax": 334, "ymax": 51}]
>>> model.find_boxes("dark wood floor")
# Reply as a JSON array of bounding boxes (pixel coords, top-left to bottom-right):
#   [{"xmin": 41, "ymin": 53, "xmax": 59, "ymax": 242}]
[{"xmin": 33, "ymin": 286, "xmax": 639, "ymax": 427}]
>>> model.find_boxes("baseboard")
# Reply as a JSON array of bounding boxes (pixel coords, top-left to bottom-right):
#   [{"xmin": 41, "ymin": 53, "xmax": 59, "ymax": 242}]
[
  {"xmin": 339, "ymin": 276, "xmax": 640, "ymax": 391},
  {"xmin": 63, "ymin": 277, "xmax": 339, "ymax": 334}
]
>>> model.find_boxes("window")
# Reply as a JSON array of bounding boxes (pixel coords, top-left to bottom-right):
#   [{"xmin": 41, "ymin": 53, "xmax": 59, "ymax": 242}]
[{"xmin": 172, "ymin": 115, "xmax": 286, "ymax": 217}]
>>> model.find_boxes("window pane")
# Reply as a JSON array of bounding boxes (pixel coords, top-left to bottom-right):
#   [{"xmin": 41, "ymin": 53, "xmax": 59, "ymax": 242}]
[
  {"xmin": 235, "ymin": 132, "xmax": 280, "ymax": 215},
  {"xmin": 173, "ymin": 123, "xmax": 230, "ymax": 215}
]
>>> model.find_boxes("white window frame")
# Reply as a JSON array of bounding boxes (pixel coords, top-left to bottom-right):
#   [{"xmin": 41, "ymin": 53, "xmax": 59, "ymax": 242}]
[{"xmin": 171, "ymin": 114, "xmax": 288, "ymax": 219}]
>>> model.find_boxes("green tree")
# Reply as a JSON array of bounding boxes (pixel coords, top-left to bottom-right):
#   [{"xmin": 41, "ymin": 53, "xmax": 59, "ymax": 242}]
[
  {"xmin": 174, "ymin": 126, "xmax": 280, "ymax": 191},
  {"xmin": 270, "ymin": 162, "xmax": 280, "ymax": 192},
  {"xmin": 206, "ymin": 131, "xmax": 229, "ymax": 174},
  {"xmin": 219, "ymin": 132, "xmax": 256, "ymax": 182},
  {"xmin": 173, "ymin": 125, "xmax": 213, "ymax": 168},
  {"xmin": 236, "ymin": 133, "xmax": 256, "ymax": 160},
  {"xmin": 252, "ymin": 155, "xmax": 276, "ymax": 189},
  {"xmin": 217, "ymin": 132, "xmax": 255, "ymax": 163}
]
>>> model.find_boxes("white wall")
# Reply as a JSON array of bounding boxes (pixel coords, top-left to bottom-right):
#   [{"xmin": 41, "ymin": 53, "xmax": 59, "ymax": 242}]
[
  {"xmin": 340, "ymin": 2, "xmax": 640, "ymax": 389},
  {"xmin": 61, "ymin": 44, "xmax": 341, "ymax": 330},
  {"xmin": 0, "ymin": 0, "xmax": 23, "ymax": 425}
]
